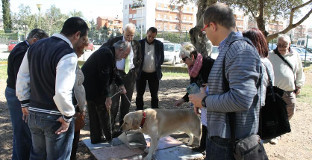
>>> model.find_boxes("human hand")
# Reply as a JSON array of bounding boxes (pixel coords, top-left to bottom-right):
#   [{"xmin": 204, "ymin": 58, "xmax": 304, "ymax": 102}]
[
  {"xmin": 174, "ymin": 99, "xmax": 184, "ymax": 106},
  {"xmin": 119, "ymin": 85, "xmax": 127, "ymax": 94},
  {"xmin": 189, "ymin": 92, "xmax": 206, "ymax": 108},
  {"xmin": 55, "ymin": 117, "xmax": 70, "ymax": 135},
  {"xmin": 22, "ymin": 107, "xmax": 29, "ymax": 123},
  {"xmin": 105, "ymin": 97, "xmax": 112, "ymax": 111}
]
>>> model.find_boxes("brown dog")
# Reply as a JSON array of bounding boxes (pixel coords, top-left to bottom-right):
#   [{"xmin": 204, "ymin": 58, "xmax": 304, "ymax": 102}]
[{"xmin": 121, "ymin": 108, "xmax": 201, "ymax": 160}]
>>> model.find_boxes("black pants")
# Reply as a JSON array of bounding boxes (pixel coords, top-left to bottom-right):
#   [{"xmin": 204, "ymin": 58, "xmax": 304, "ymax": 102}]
[
  {"xmin": 86, "ymin": 101, "xmax": 112, "ymax": 143},
  {"xmin": 136, "ymin": 71, "xmax": 159, "ymax": 110},
  {"xmin": 111, "ymin": 69, "xmax": 136, "ymax": 128}
]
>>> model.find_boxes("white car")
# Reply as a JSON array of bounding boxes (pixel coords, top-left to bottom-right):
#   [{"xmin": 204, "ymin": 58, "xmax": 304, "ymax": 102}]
[
  {"xmin": 163, "ymin": 43, "xmax": 182, "ymax": 65},
  {"xmin": 211, "ymin": 46, "xmax": 219, "ymax": 59}
]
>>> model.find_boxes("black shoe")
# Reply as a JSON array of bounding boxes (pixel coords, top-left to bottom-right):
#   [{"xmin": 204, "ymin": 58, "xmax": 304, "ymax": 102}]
[
  {"xmin": 91, "ymin": 137, "xmax": 106, "ymax": 144},
  {"xmin": 112, "ymin": 130, "xmax": 123, "ymax": 138},
  {"xmin": 192, "ymin": 146, "xmax": 205, "ymax": 153}
]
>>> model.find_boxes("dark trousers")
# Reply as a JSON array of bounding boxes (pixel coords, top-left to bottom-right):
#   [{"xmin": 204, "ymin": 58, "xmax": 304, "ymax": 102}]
[
  {"xmin": 70, "ymin": 131, "xmax": 80, "ymax": 160},
  {"xmin": 87, "ymin": 101, "xmax": 112, "ymax": 143},
  {"xmin": 111, "ymin": 69, "xmax": 136, "ymax": 128},
  {"xmin": 136, "ymin": 71, "xmax": 159, "ymax": 110}
]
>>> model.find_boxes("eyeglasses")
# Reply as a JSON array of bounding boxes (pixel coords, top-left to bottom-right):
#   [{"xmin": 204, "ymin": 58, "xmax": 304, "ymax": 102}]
[
  {"xmin": 182, "ymin": 56, "xmax": 189, "ymax": 62},
  {"xmin": 277, "ymin": 43, "xmax": 288, "ymax": 48},
  {"xmin": 201, "ymin": 24, "xmax": 209, "ymax": 32}
]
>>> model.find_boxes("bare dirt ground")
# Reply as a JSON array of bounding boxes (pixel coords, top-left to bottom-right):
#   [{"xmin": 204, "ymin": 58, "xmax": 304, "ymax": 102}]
[{"xmin": 0, "ymin": 71, "xmax": 312, "ymax": 160}]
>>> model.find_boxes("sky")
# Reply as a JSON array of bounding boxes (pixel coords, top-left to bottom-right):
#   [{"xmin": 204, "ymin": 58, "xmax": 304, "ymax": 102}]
[
  {"xmin": 8, "ymin": 0, "xmax": 312, "ymax": 27},
  {"xmin": 10, "ymin": 0, "xmax": 123, "ymax": 21}
]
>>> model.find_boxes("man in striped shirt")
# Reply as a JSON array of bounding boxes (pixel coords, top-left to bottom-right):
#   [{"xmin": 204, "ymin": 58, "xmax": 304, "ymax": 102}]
[{"xmin": 189, "ymin": 3, "xmax": 262, "ymax": 159}]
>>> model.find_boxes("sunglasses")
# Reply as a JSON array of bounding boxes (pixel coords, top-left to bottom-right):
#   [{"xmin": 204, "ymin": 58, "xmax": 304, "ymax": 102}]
[{"xmin": 182, "ymin": 57, "xmax": 189, "ymax": 62}]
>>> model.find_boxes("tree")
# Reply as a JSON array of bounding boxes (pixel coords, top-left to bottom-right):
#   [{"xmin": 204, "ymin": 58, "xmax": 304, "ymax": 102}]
[
  {"xmin": 12, "ymin": 5, "xmax": 36, "ymax": 38},
  {"xmin": 2, "ymin": 0, "xmax": 13, "ymax": 32},
  {"xmin": 221, "ymin": 0, "xmax": 312, "ymax": 41},
  {"xmin": 43, "ymin": 5, "xmax": 68, "ymax": 35},
  {"xmin": 68, "ymin": 10, "xmax": 84, "ymax": 17}
]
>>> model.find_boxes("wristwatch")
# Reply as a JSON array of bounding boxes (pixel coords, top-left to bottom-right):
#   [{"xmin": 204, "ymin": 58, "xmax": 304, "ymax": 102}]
[{"xmin": 201, "ymin": 96, "xmax": 207, "ymax": 108}]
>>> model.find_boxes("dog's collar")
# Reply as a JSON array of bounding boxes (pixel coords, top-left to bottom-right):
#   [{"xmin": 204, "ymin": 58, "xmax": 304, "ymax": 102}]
[{"xmin": 140, "ymin": 111, "xmax": 146, "ymax": 128}]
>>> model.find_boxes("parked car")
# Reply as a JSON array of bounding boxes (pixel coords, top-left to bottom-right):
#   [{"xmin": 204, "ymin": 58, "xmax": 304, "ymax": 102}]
[
  {"xmin": 85, "ymin": 41, "xmax": 95, "ymax": 51},
  {"xmin": 7, "ymin": 40, "xmax": 19, "ymax": 52},
  {"xmin": 268, "ymin": 43, "xmax": 277, "ymax": 51},
  {"xmin": 163, "ymin": 42, "xmax": 181, "ymax": 65},
  {"xmin": 292, "ymin": 47, "xmax": 312, "ymax": 62}
]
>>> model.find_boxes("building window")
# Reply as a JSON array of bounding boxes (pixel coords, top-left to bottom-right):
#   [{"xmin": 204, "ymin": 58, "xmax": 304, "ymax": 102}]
[
  {"xmin": 158, "ymin": 14, "xmax": 161, "ymax": 19},
  {"xmin": 125, "ymin": 5, "xmax": 127, "ymax": 9},
  {"xmin": 158, "ymin": 3, "xmax": 162, "ymax": 8},
  {"xmin": 169, "ymin": 16, "xmax": 172, "ymax": 20},
  {"xmin": 189, "ymin": 16, "xmax": 192, "ymax": 20},
  {"xmin": 183, "ymin": 16, "xmax": 186, "ymax": 20}
]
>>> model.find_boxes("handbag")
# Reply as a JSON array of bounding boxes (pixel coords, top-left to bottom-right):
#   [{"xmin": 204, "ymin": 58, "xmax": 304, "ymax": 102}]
[{"xmin": 258, "ymin": 66, "xmax": 291, "ymax": 140}]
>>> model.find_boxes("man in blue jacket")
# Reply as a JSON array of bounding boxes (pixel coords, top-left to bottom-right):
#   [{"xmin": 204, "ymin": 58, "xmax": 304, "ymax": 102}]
[
  {"xmin": 189, "ymin": 3, "xmax": 262, "ymax": 159},
  {"xmin": 6, "ymin": 29, "xmax": 48, "ymax": 160},
  {"xmin": 136, "ymin": 27, "xmax": 164, "ymax": 110}
]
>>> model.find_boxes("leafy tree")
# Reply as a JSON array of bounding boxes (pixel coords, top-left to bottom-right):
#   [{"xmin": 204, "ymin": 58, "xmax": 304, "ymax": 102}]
[
  {"xmin": 12, "ymin": 5, "xmax": 36, "ymax": 38},
  {"xmin": 43, "ymin": 5, "xmax": 68, "ymax": 35},
  {"xmin": 2, "ymin": 0, "xmax": 13, "ymax": 32},
  {"xmin": 88, "ymin": 19, "xmax": 98, "ymax": 41},
  {"xmin": 220, "ymin": 0, "xmax": 312, "ymax": 41},
  {"xmin": 68, "ymin": 10, "xmax": 84, "ymax": 17}
]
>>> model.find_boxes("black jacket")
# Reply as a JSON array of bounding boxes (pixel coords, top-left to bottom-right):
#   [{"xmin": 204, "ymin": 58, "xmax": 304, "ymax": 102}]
[
  {"xmin": 82, "ymin": 46, "xmax": 123, "ymax": 102},
  {"xmin": 6, "ymin": 41, "xmax": 29, "ymax": 89}
]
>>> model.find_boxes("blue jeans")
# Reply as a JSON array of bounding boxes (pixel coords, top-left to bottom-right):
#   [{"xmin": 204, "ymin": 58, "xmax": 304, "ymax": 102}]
[
  {"xmin": 28, "ymin": 111, "xmax": 74, "ymax": 160},
  {"xmin": 206, "ymin": 136, "xmax": 234, "ymax": 160},
  {"xmin": 5, "ymin": 87, "xmax": 32, "ymax": 160}
]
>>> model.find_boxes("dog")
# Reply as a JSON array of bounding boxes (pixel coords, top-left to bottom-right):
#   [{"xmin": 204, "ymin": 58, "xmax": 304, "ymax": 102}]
[{"xmin": 121, "ymin": 108, "xmax": 201, "ymax": 160}]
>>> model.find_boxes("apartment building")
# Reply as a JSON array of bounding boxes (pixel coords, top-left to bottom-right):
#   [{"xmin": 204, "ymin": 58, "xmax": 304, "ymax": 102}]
[
  {"xmin": 122, "ymin": 0, "xmax": 196, "ymax": 33},
  {"xmin": 96, "ymin": 16, "xmax": 123, "ymax": 33}
]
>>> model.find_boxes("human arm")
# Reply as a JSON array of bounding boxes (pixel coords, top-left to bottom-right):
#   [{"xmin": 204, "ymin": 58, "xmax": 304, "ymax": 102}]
[
  {"xmin": 159, "ymin": 42, "xmax": 164, "ymax": 65},
  {"xmin": 295, "ymin": 51, "xmax": 305, "ymax": 95}
]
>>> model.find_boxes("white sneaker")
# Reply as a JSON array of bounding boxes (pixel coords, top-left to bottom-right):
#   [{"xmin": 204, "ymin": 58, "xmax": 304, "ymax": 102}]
[{"xmin": 269, "ymin": 136, "xmax": 280, "ymax": 145}]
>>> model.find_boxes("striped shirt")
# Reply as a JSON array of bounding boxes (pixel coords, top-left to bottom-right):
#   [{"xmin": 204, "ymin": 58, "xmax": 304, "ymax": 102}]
[{"xmin": 203, "ymin": 32, "xmax": 261, "ymax": 139}]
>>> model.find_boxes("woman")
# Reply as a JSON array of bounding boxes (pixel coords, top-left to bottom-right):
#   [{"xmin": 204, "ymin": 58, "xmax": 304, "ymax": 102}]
[
  {"xmin": 243, "ymin": 28, "xmax": 276, "ymax": 144},
  {"xmin": 175, "ymin": 43, "xmax": 214, "ymax": 152}
]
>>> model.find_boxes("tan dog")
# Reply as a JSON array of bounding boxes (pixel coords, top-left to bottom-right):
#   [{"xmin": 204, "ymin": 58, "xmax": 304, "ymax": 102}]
[{"xmin": 121, "ymin": 108, "xmax": 201, "ymax": 160}]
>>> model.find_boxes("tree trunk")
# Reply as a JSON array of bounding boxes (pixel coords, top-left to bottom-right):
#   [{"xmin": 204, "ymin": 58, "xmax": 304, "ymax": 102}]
[{"xmin": 189, "ymin": 0, "xmax": 216, "ymax": 57}]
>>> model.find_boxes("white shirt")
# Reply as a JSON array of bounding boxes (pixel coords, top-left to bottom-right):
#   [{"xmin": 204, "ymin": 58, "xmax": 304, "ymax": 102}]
[
  {"xmin": 16, "ymin": 33, "xmax": 77, "ymax": 117},
  {"xmin": 142, "ymin": 41, "xmax": 156, "ymax": 73},
  {"xmin": 116, "ymin": 36, "xmax": 134, "ymax": 71},
  {"xmin": 268, "ymin": 49, "xmax": 305, "ymax": 91}
]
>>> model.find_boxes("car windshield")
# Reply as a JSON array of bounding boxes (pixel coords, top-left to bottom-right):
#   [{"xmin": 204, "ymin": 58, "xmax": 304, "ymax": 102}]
[
  {"xmin": 10, "ymin": 41, "xmax": 18, "ymax": 44},
  {"xmin": 164, "ymin": 44, "xmax": 174, "ymax": 52}
]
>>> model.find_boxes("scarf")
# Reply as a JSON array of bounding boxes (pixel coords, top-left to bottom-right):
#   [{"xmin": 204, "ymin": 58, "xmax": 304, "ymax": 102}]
[{"xmin": 188, "ymin": 53, "xmax": 203, "ymax": 78}]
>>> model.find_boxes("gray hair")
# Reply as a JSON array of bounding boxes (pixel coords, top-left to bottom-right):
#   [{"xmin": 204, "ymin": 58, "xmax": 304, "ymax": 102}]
[
  {"xmin": 113, "ymin": 40, "xmax": 131, "ymax": 50},
  {"xmin": 277, "ymin": 34, "xmax": 291, "ymax": 43},
  {"xmin": 124, "ymin": 23, "xmax": 136, "ymax": 32},
  {"xmin": 27, "ymin": 29, "xmax": 48, "ymax": 40},
  {"xmin": 179, "ymin": 43, "xmax": 195, "ymax": 58}
]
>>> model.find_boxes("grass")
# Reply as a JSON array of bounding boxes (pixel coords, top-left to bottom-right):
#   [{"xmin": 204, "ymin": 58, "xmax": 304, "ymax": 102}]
[{"xmin": 0, "ymin": 65, "xmax": 7, "ymax": 80}]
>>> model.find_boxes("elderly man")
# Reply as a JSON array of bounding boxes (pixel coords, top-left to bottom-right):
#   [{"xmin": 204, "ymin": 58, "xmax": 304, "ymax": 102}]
[
  {"xmin": 189, "ymin": 3, "xmax": 262, "ymax": 159},
  {"xmin": 82, "ymin": 40, "xmax": 131, "ymax": 143},
  {"xmin": 101, "ymin": 23, "xmax": 142, "ymax": 137}
]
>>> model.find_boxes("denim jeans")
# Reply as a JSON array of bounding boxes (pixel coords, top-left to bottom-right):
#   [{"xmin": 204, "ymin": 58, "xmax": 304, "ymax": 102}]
[
  {"xmin": 5, "ymin": 87, "xmax": 32, "ymax": 160},
  {"xmin": 28, "ymin": 111, "xmax": 74, "ymax": 160},
  {"xmin": 206, "ymin": 136, "xmax": 234, "ymax": 160}
]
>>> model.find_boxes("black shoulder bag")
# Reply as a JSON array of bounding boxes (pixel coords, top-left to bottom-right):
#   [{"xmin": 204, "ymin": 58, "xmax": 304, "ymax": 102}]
[
  {"xmin": 258, "ymin": 65, "xmax": 291, "ymax": 140},
  {"xmin": 223, "ymin": 39, "xmax": 268, "ymax": 160}
]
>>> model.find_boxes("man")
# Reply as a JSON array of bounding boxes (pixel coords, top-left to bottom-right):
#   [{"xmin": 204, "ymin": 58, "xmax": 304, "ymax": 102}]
[
  {"xmin": 267, "ymin": 34, "xmax": 305, "ymax": 144},
  {"xmin": 5, "ymin": 29, "xmax": 48, "ymax": 160},
  {"xmin": 82, "ymin": 40, "xmax": 130, "ymax": 143},
  {"xmin": 189, "ymin": 3, "xmax": 261, "ymax": 159},
  {"xmin": 101, "ymin": 23, "xmax": 142, "ymax": 136},
  {"xmin": 136, "ymin": 27, "xmax": 164, "ymax": 110},
  {"xmin": 16, "ymin": 17, "xmax": 89, "ymax": 160}
]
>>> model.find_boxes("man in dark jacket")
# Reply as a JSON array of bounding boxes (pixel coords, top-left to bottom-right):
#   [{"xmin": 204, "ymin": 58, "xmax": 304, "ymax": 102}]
[
  {"xmin": 82, "ymin": 40, "xmax": 130, "ymax": 143},
  {"xmin": 101, "ymin": 23, "xmax": 142, "ymax": 136},
  {"xmin": 136, "ymin": 27, "xmax": 164, "ymax": 110},
  {"xmin": 5, "ymin": 29, "xmax": 48, "ymax": 160}
]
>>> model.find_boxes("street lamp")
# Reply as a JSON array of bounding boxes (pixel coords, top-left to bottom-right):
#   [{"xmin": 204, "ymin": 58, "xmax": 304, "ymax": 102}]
[{"xmin": 36, "ymin": 4, "xmax": 42, "ymax": 28}]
